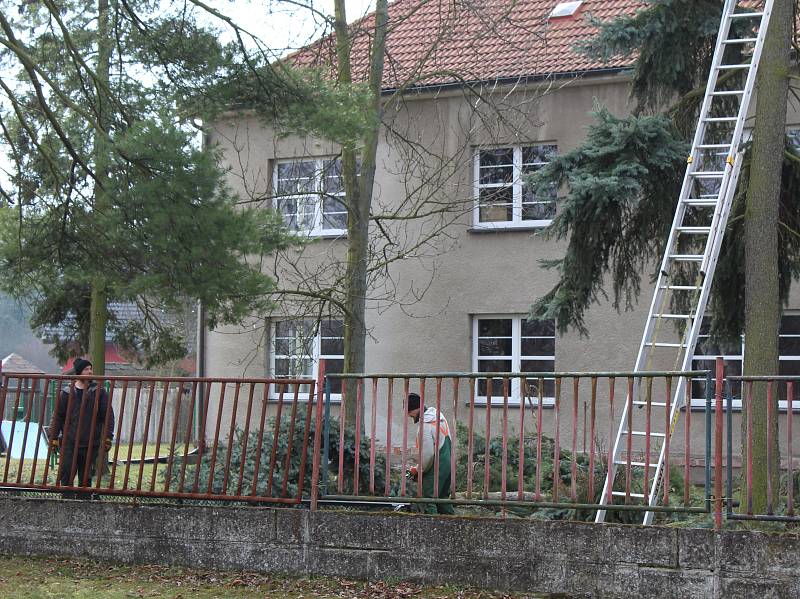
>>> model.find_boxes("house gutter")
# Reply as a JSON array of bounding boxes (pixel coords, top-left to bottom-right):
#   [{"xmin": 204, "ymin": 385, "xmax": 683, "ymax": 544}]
[{"xmin": 379, "ymin": 66, "xmax": 632, "ymax": 96}]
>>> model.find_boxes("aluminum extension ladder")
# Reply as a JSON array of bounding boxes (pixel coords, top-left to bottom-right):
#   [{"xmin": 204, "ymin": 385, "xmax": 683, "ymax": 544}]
[{"xmin": 595, "ymin": 0, "xmax": 775, "ymax": 525}]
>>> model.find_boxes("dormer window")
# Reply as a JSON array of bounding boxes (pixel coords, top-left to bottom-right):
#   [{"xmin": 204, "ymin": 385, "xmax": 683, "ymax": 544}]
[{"xmin": 549, "ymin": 1, "xmax": 583, "ymax": 19}]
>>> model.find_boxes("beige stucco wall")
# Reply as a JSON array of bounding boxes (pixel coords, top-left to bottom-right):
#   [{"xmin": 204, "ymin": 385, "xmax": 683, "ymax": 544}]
[{"xmin": 203, "ymin": 70, "xmax": 800, "ymax": 474}]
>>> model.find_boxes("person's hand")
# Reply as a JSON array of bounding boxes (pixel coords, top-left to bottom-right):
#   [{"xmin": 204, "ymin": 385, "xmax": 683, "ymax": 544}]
[
  {"xmin": 408, "ymin": 466, "xmax": 418, "ymax": 480},
  {"xmin": 103, "ymin": 438, "xmax": 112, "ymax": 451},
  {"xmin": 49, "ymin": 438, "xmax": 60, "ymax": 449}
]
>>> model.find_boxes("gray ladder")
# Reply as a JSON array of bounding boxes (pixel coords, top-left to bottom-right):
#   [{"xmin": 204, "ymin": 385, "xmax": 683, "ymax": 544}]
[{"xmin": 595, "ymin": 0, "xmax": 775, "ymax": 525}]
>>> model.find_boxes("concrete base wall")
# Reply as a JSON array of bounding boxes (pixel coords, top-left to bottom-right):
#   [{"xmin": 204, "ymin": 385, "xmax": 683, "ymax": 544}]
[{"xmin": 0, "ymin": 497, "xmax": 798, "ymax": 598}]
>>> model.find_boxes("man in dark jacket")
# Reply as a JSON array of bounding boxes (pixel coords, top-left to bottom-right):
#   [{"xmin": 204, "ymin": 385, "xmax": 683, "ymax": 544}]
[{"xmin": 49, "ymin": 358, "xmax": 114, "ymax": 489}]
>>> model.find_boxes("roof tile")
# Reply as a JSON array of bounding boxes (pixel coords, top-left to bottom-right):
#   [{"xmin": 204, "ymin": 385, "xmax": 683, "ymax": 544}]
[{"xmin": 290, "ymin": 0, "xmax": 646, "ymax": 88}]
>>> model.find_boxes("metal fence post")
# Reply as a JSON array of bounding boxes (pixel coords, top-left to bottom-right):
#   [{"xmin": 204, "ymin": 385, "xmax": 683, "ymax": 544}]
[
  {"xmin": 322, "ymin": 371, "xmax": 332, "ymax": 498},
  {"xmin": 705, "ymin": 370, "xmax": 712, "ymax": 512},
  {"xmin": 310, "ymin": 360, "xmax": 326, "ymax": 511},
  {"xmin": 714, "ymin": 357, "xmax": 724, "ymax": 529}
]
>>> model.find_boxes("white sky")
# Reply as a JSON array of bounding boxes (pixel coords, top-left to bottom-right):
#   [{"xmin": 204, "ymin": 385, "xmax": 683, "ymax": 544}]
[
  {"xmin": 206, "ymin": 0, "xmax": 376, "ymax": 56},
  {"xmin": 0, "ymin": 0, "xmax": 376, "ymax": 193}
]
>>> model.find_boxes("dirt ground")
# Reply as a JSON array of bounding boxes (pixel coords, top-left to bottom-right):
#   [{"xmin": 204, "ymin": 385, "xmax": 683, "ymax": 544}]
[{"xmin": 0, "ymin": 554, "xmax": 562, "ymax": 598}]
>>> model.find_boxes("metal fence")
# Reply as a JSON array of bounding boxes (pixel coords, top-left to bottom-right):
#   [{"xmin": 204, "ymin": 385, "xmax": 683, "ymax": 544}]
[
  {"xmin": 0, "ymin": 373, "xmax": 317, "ymax": 504},
  {"xmin": 5, "ymin": 359, "xmax": 794, "ymax": 528},
  {"xmin": 722, "ymin": 362, "xmax": 800, "ymax": 522},
  {"xmin": 316, "ymin": 366, "xmax": 715, "ymax": 520}
]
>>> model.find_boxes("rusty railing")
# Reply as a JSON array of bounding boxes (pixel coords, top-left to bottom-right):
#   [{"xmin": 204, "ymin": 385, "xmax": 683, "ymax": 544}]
[
  {"xmin": 316, "ymin": 369, "xmax": 714, "ymax": 518},
  {"xmin": 0, "ymin": 372, "xmax": 317, "ymax": 504}
]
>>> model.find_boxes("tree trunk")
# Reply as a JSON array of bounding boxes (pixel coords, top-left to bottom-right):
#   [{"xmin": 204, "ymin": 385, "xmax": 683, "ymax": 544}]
[
  {"xmin": 88, "ymin": 0, "xmax": 113, "ymax": 375},
  {"xmin": 741, "ymin": 0, "xmax": 791, "ymax": 515},
  {"xmin": 335, "ymin": 0, "xmax": 388, "ymax": 432}
]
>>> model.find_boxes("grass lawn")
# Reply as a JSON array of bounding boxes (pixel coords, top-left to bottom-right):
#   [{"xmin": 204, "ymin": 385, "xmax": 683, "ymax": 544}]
[{"xmin": 0, "ymin": 554, "xmax": 554, "ymax": 598}]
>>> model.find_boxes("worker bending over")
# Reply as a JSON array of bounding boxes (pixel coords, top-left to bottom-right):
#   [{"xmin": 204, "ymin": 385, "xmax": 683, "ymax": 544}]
[{"xmin": 406, "ymin": 392, "xmax": 455, "ymax": 515}]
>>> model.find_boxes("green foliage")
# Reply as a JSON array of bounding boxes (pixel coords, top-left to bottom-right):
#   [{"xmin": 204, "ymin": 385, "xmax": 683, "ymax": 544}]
[
  {"xmin": 530, "ymin": 108, "xmax": 688, "ymax": 334},
  {"xmin": 166, "ymin": 410, "xmax": 386, "ymax": 498},
  {"xmin": 532, "ymin": 0, "xmax": 800, "ymax": 341},
  {"xmin": 0, "ymin": 0, "xmax": 328, "ymax": 366},
  {"xmin": 580, "ymin": 0, "xmax": 722, "ymax": 113},
  {"xmin": 454, "ymin": 422, "xmax": 602, "ymax": 521}
]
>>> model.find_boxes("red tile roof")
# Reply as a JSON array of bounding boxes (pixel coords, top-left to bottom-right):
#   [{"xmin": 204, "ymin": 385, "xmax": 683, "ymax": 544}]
[{"xmin": 290, "ymin": 0, "xmax": 647, "ymax": 90}]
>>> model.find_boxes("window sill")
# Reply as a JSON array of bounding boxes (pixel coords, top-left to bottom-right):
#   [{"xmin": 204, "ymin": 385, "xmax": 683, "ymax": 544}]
[
  {"xmin": 287, "ymin": 230, "xmax": 347, "ymax": 240},
  {"xmin": 469, "ymin": 222, "xmax": 551, "ymax": 233}
]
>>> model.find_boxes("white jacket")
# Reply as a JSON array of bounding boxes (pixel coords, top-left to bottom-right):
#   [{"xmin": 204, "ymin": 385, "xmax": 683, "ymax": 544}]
[{"xmin": 414, "ymin": 406, "xmax": 451, "ymax": 473}]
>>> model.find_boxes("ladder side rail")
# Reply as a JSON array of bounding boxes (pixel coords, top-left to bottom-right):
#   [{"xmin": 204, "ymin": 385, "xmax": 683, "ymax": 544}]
[
  {"xmin": 700, "ymin": 0, "xmax": 776, "ymax": 276},
  {"xmin": 595, "ymin": 384, "xmax": 634, "ymax": 522},
  {"xmin": 597, "ymin": 0, "xmax": 770, "ymax": 525},
  {"xmin": 642, "ymin": 151, "xmax": 746, "ymax": 524}
]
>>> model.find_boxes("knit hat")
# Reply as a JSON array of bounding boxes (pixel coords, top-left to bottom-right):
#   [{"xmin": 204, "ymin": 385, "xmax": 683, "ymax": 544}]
[
  {"xmin": 407, "ymin": 392, "xmax": 421, "ymax": 412},
  {"xmin": 73, "ymin": 358, "xmax": 92, "ymax": 375}
]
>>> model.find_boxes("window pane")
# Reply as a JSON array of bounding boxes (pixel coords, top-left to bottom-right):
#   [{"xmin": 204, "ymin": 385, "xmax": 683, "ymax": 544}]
[
  {"xmin": 779, "ymin": 360, "xmax": 800, "ymax": 377},
  {"xmin": 524, "ymin": 378, "xmax": 555, "ymax": 398},
  {"xmin": 521, "ymin": 337, "xmax": 555, "ymax": 355},
  {"xmin": 522, "ymin": 145, "xmax": 556, "ymax": 165},
  {"xmin": 781, "ymin": 315, "xmax": 800, "ymax": 335},
  {"xmin": 478, "ymin": 188, "xmax": 513, "ymax": 222},
  {"xmin": 479, "ymin": 148, "xmax": 513, "ymax": 168},
  {"xmin": 478, "ymin": 319, "xmax": 512, "ymax": 337},
  {"xmin": 322, "ymin": 196, "xmax": 347, "ymax": 229},
  {"xmin": 274, "ymin": 358, "xmax": 290, "ymax": 376},
  {"xmin": 325, "ymin": 359, "xmax": 344, "ymax": 394},
  {"xmin": 478, "ymin": 338, "xmax": 512, "ymax": 356},
  {"xmin": 521, "ymin": 359, "xmax": 555, "ymax": 374},
  {"xmin": 321, "ymin": 320, "xmax": 344, "ymax": 337},
  {"xmin": 322, "ymin": 159, "xmax": 343, "ymax": 193},
  {"xmin": 478, "ymin": 377, "xmax": 509, "ymax": 397},
  {"xmin": 277, "ymin": 161, "xmax": 316, "ymax": 194},
  {"xmin": 321, "ymin": 337, "xmax": 344, "ymax": 355},
  {"xmin": 478, "ymin": 359, "xmax": 512, "ymax": 373},
  {"xmin": 522, "ymin": 200, "xmax": 556, "ymax": 221},
  {"xmin": 276, "ymin": 198, "xmax": 298, "ymax": 230},
  {"xmin": 522, "ymin": 319, "xmax": 555, "ymax": 336},
  {"xmin": 779, "ymin": 336, "xmax": 800, "ymax": 356}
]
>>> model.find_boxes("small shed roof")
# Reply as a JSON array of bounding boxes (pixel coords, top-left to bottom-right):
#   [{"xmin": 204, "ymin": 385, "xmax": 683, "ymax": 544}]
[{"xmin": 1, "ymin": 353, "xmax": 46, "ymax": 375}]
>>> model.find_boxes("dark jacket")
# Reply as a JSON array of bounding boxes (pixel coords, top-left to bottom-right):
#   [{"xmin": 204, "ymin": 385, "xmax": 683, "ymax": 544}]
[{"xmin": 49, "ymin": 384, "xmax": 115, "ymax": 448}]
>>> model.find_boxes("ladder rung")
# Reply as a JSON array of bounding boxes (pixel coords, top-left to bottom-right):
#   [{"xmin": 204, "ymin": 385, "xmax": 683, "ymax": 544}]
[
  {"xmin": 728, "ymin": 12, "xmax": 764, "ymax": 19},
  {"xmin": 697, "ymin": 143, "xmax": 731, "ymax": 148},
  {"xmin": 632, "ymin": 400, "xmax": 668, "ymax": 407},
  {"xmin": 611, "ymin": 491, "xmax": 646, "ymax": 499},
  {"xmin": 646, "ymin": 340, "xmax": 685, "ymax": 347},
  {"xmin": 722, "ymin": 37, "xmax": 758, "ymax": 44},
  {"xmin": 668, "ymin": 254, "xmax": 703, "ymax": 261},
  {"xmin": 659, "ymin": 285, "xmax": 701, "ymax": 291},
  {"xmin": 716, "ymin": 64, "xmax": 752, "ymax": 70},
  {"xmin": 653, "ymin": 314, "xmax": 691, "ymax": 320},
  {"xmin": 689, "ymin": 171, "xmax": 725, "ymax": 177},
  {"xmin": 702, "ymin": 117, "xmax": 738, "ymax": 123},
  {"xmin": 683, "ymin": 199, "xmax": 718, "ymax": 206},
  {"xmin": 676, "ymin": 226, "xmax": 711, "ymax": 233},
  {"xmin": 710, "ymin": 90, "xmax": 744, "ymax": 96},
  {"xmin": 617, "ymin": 461, "xmax": 652, "ymax": 468},
  {"xmin": 625, "ymin": 431, "xmax": 666, "ymax": 438}
]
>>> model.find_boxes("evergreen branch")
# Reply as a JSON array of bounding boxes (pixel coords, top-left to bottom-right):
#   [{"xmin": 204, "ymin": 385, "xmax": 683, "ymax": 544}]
[{"xmin": 0, "ymin": 14, "xmax": 102, "ymax": 186}]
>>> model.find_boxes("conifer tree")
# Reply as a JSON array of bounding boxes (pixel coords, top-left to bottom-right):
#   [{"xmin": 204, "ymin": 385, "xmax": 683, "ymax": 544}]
[{"xmin": 531, "ymin": 0, "xmax": 798, "ymax": 512}]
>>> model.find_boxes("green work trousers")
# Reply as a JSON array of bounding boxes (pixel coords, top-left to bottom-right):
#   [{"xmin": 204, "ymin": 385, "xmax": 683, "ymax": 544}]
[{"xmin": 415, "ymin": 436, "xmax": 456, "ymax": 515}]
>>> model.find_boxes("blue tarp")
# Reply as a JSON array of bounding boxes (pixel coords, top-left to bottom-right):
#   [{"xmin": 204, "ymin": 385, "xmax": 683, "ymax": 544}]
[{"xmin": 0, "ymin": 421, "xmax": 48, "ymax": 459}]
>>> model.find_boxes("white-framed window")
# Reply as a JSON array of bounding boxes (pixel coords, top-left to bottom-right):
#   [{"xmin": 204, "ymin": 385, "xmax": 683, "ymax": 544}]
[
  {"xmin": 690, "ymin": 314, "xmax": 800, "ymax": 410},
  {"xmin": 473, "ymin": 144, "xmax": 557, "ymax": 229},
  {"xmin": 472, "ymin": 315, "xmax": 555, "ymax": 405},
  {"xmin": 270, "ymin": 319, "xmax": 344, "ymax": 399},
  {"xmin": 789, "ymin": 128, "xmax": 800, "ymax": 152},
  {"xmin": 274, "ymin": 157, "xmax": 349, "ymax": 236}
]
